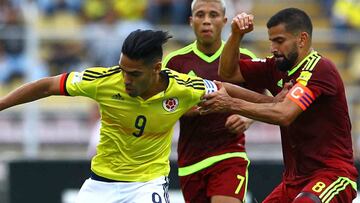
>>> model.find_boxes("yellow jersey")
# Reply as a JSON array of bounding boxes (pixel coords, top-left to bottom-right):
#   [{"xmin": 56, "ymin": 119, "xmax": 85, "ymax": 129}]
[{"xmin": 60, "ymin": 66, "xmax": 217, "ymax": 181}]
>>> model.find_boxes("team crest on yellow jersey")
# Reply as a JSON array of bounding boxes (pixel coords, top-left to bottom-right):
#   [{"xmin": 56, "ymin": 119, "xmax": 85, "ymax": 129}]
[{"xmin": 163, "ymin": 98, "xmax": 179, "ymax": 112}]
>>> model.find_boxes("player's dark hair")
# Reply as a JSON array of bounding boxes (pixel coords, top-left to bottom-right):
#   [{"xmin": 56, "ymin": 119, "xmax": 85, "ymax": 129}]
[
  {"xmin": 267, "ymin": 8, "xmax": 312, "ymax": 38},
  {"xmin": 121, "ymin": 29, "xmax": 172, "ymax": 65}
]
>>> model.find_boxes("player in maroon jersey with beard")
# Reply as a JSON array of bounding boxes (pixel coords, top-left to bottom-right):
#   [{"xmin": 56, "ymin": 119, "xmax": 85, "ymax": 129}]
[
  {"xmin": 200, "ymin": 8, "xmax": 358, "ymax": 203},
  {"xmin": 163, "ymin": 0, "xmax": 261, "ymax": 202}
]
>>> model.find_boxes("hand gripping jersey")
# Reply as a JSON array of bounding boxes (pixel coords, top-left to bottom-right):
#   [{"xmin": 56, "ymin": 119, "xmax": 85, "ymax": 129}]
[
  {"xmin": 239, "ymin": 51, "xmax": 358, "ymax": 186},
  {"xmin": 163, "ymin": 41, "xmax": 258, "ymax": 175},
  {"xmin": 60, "ymin": 67, "xmax": 217, "ymax": 181}
]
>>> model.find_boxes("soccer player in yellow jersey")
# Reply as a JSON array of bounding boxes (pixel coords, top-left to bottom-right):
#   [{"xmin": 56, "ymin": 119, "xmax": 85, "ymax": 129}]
[{"xmin": 0, "ymin": 29, "xmax": 277, "ymax": 203}]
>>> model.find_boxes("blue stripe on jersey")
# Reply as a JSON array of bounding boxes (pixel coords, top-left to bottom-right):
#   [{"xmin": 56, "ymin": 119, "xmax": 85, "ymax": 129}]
[
  {"xmin": 203, "ymin": 79, "xmax": 217, "ymax": 94},
  {"xmin": 205, "ymin": 80, "xmax": 213, "ymax": 88}
]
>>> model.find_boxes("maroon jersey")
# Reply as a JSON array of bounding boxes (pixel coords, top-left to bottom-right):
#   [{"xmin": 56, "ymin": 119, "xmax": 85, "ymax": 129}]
[
  {"xmin": 163, "ymin": 42, "xmax": 258, "ymax": 167},
  {"xmin": 239, "ymin": 51, "xmax": 358, "ymax": 183}
]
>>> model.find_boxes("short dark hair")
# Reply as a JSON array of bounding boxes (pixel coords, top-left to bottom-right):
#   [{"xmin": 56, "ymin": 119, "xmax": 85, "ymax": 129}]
[
  {"xmin": 121, "ymin": 29, "xmax": 172, "ymax": 65},
  {"xmin": 267, "ymin": 8, "xmax": 313, "ymax": 38}
]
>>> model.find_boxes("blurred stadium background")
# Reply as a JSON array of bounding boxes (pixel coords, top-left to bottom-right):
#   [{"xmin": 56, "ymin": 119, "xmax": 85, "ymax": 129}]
[{"xmin": 0, "ymin": 0, "xmax": 359, "ymax": 202}]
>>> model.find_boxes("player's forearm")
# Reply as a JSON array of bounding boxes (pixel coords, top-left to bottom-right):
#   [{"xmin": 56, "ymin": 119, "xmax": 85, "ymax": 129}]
[
  {"xmin": 218, "ymin": 33, "xmax": 243, "ymax": 81},
  {"xmin": 223, "ymin": 82, "xmax": 273, "ymax": 103},
  {"xmin": 0, "ymin": 77, "xmax": 59, "ymax": 111},
  {"xmin": 228, "ymin": 98, "xmax": 293, "ymax": 126}
]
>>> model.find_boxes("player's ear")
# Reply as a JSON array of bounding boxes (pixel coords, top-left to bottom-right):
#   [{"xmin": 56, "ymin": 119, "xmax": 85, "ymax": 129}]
[
  {"xmin": 154, "ymin": 61, "xmax": 162, "ymax": 73},
  {"xmin": 298, "ymin": 31, "xmax": 308, "ymax": 48},
  {"xmin": 189, "ymin": 16, "xmax": 193, "ymax": 27}
]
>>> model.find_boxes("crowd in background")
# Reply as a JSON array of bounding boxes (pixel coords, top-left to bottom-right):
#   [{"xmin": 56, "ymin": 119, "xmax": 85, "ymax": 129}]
[
  {"xmin": 0, "ymin": 0, "xmax": 359, "ymax": 85},
  {"xmin": 0, "ymin": 0, "xmax": 193, "ymax": 84}
]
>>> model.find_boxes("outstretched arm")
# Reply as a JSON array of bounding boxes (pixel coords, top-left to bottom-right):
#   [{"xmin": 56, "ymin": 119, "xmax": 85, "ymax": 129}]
[
  {"xmin": 222, "ymin": 79, "xmax": 291, "ymax": 104},
  {"xmin": 0, "ymin": 75, "xmax": 62, "ymax": 111},
  {"xmin": 222, "ymin": 97, "xmax": 301, "ymax": 126},
  {"xmin": 219, "ymin": 13, "xmax": 254, "ymax": 83},
  {"xmin": 200, "ymin": 83, "xmax": 302, "ymax": 126},
  {"xmin": 222, "ymin": 82, "xmax": 275, "ymax": 103}
]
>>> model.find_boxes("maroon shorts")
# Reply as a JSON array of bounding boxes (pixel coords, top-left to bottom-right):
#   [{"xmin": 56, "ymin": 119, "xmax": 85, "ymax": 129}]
[
  {"xmin": 263, "ymin": 172, "xmax": 357, "ymax": 203},
  {"xmin": 180, "ymin": 157, "xmax": 249, "ymax": 203}
]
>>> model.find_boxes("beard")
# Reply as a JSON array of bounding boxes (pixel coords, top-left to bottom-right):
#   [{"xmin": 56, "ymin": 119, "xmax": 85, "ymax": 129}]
[{"xmin": 275, "ymin": 49, "xmax": 299, "ymax": 72}]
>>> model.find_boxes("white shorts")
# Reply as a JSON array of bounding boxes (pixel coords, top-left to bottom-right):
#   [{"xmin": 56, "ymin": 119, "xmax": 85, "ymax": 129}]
[{"xmin": 75, "ymin": 176, "xmax": 170, "ymax": 203}]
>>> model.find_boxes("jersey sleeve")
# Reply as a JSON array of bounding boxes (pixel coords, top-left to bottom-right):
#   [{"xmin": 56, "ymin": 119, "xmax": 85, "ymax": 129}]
[
  {"xmin": 301, "ymin": 60, "xmax": 339, "ymax": 98},
  {"xmin": 203, "ymin": 79, "xmax": 218, "ymax": 94},
  {"xmin": 239, "ymin": 57, "xmax": 274, "ymax": 89},
  {"xmin": 59, "ymin": 68, "xmax": 99, "ymax": 99},
  {"xmin": 189, "ymin": 77, "xmax": 218, "ymax": 105},
  {"xmin": 167, "ymin": 69, "xmax": 217, "ymax": 105},
  {"xmin": 287, "ymin": 58, "xmax": 339, "ymax": 111},
  {"xmin": 286, "ymin": 83, "xmax": 315, "ymax": 111}
]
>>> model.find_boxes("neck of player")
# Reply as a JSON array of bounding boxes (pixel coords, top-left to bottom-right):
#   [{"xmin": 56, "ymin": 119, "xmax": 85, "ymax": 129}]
[
  {"xmin": 197, "ymin": 39, "xmax": 222, "ymax": 55},
  {"xmin": 142, "ymin": 73, "xmax": 168, "ymax": 100}
]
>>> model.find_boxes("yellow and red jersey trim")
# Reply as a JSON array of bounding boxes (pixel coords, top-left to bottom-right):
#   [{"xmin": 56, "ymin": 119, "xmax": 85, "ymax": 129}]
[
  {"xmin": 59, "ymin": 73, "xmax": 70, "ymax": 96},
  {"xmin": 286, "ymin": 83, "xmax": 315, "ymax": 111}
]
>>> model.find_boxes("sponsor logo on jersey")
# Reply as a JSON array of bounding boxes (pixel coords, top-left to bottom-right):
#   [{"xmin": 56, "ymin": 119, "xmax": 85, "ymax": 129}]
[
  {"xmin": 251, "ymin": 58, "xmax": 266, "ymax": 63},
  {"xmin": 162, "ymin": 98, "xmax": 179, "ymax": 112}
]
